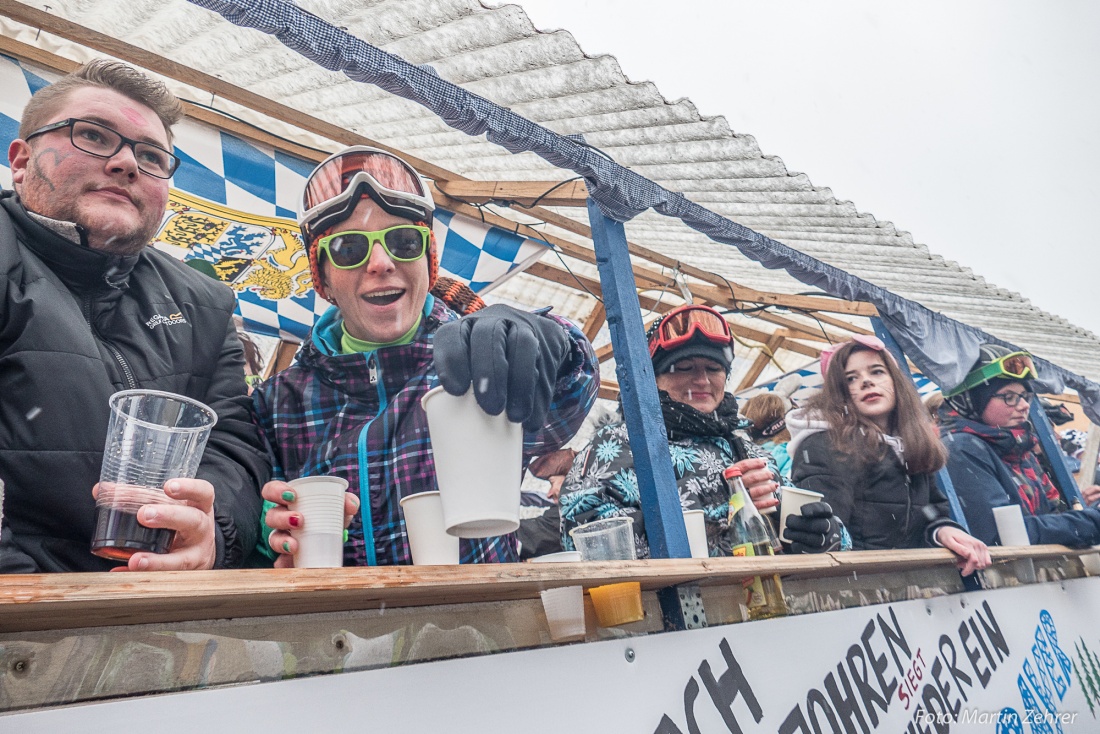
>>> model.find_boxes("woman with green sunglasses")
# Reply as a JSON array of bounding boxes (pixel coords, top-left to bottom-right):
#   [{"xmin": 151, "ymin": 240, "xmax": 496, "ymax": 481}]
[
  {"xmin": 250, "ymin": 146, "xmax": 598, "ymax": 568},
  {"xmin": 940, "ymin": 344, "xmax": 1100, "ymax": 547}
]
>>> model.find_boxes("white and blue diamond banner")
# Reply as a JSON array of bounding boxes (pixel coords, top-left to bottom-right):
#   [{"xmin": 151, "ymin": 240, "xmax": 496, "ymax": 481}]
[{"xmin": 0, "ymin": 53, "xmax": 550, "ymax": 342}]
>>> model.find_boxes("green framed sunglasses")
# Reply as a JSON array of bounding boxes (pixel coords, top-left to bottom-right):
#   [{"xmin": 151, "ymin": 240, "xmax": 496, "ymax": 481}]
[{"xmin": 316, "ymin": 224, "xmax": 430, "ymax": 269}]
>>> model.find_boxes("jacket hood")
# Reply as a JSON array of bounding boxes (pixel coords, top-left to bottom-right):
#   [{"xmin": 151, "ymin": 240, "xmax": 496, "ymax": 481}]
[{"xmin": 785, "ymin": 407, "xmax": 831, "ymax": 459}]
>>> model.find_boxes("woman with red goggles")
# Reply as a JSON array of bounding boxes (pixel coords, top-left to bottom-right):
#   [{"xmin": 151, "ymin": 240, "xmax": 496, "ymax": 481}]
[
  {"xmin": 787, "ymin": 338, "xmax": 991, "ymax": 576},
  {"xmin": 560, "ymin": 305, "xmax": 848, "ymax": 558},
  {"xmin": 941, "ymin": 344, "xmax": 1100, "ymax": 547},
  {"xmin": 251, "ymin": 146, "xmax": 598, "ymax": 568}
]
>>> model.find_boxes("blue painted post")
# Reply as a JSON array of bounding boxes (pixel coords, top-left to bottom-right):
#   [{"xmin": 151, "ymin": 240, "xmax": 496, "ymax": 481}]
[
  {"xmin": 1029, "ymin": 400, "xmax": 1086, "ymax": 509},
  {"xmin": 870, "ymin": 318, "xmax": 971, "ymax": 533},
  {"xmin": 586, "ymin": 199, "xmax": 691, "ymax": 559}
]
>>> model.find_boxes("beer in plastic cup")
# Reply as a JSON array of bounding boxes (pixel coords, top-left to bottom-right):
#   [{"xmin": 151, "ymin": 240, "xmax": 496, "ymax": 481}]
[{"xmin": 91, "ymin": 390, "xmax": 216, "ymax": 561}]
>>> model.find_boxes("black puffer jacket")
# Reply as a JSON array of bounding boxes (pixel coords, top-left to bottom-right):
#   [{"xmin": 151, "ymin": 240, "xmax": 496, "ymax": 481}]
[
  {"xmin": 787, "ymin": 409, "xmax": 956, "ymax": 550},
  {"xmin": 0, "ymin": 191, "xmax": 269, "ymax": 572}
]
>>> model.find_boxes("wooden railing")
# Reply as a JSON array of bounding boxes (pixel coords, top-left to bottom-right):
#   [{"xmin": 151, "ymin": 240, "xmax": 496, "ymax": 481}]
[{"xmin": 0, "ymin": 545, "xmax": 1088, "ymax": 633}]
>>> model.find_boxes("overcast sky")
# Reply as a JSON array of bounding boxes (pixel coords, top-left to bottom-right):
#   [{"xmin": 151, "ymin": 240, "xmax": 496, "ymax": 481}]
[{"xmin": 516, "ymin": 0, "xmax": 1100, "ymax": 337}]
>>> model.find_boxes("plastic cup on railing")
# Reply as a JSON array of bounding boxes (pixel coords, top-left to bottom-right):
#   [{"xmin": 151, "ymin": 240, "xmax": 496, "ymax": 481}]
[
  {"xmin": 421, "ymin": 386, "xmax": 523, "ymax": 538},
  {"xmin": 682, "ymin": 509, "xmax": 708, "ymax": 559},
  {"xmin": 288, "ymin": 476, "xmax": 349, "ymax": 568},
  {"xmin": 540, "ymin": 586, "xmax": 586, "ymax": 641},
  {"xmin": 399, "ymin": 490, "xmax": 460, "ymax": 565},
  {"xmin": 568, "ymin": 517, "xmax": 636, "ymax": 561},
  {"xmin": 778, "ymin": 487, "xmax": 826, "ymax": 544},
  {"xmin": 992, "ymin": 505, "xmax": 1030, "ymax": 546},
  {"xmin": 91, "ymin": 390, "xmax": 216, "ymax": 561},
  {"xmin": 588, "ymin": 581, "xmax": 644, "ymax": 627},
  {"xmin": 529, "ymin": 550, "xmax": 582, "ymax": 563}
]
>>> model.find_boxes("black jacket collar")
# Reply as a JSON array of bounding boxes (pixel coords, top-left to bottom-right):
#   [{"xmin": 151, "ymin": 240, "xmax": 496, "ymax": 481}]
[{"xmin": 1, "ymin": 190, "xmax": 139, "ymax": 291}]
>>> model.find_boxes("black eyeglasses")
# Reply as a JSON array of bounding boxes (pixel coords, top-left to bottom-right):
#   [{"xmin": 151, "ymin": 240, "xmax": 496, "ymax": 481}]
[
  {"xmin": 25, "ymin": 118, "xmax": 180, "ymax": 179},
  {"xmin": 990, "ymin": 391, "xmax": 1034, "ymax": 407}
]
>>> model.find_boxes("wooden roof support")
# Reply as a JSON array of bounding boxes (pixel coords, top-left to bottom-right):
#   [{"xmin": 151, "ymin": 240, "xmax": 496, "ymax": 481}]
[
  {"xmin": 736, "ymin": 333, "xmax": 785, "ymax": 391},
  {"xmin": 528, "ymin": 261, "xmax": 822, "ymax": 360},
  {"xmin": 436, "ymin": 180, "xmax": 589, "ymax": 208},
  {"xmin": 0, "ymin": 4, "xmax": 877, "ymax": 324},
  {"xmin": 582, "ymin": 301, "xmax": 607, "ymax": 343}
]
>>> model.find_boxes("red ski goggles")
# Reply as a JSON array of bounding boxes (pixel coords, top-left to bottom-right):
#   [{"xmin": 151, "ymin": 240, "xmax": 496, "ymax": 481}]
[{"xmin": 647, "ymin": 305, "xmax": 733, "ymax": 357}]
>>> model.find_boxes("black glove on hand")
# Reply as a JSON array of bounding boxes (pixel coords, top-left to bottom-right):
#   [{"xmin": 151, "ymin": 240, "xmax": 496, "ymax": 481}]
[
  {"xmin": 433, "ymin": 304, "xmax": 571, "ymax": 432},
  {"xmin": 784, "ymin": 501, "xmax": 846, "ymax": 554}
]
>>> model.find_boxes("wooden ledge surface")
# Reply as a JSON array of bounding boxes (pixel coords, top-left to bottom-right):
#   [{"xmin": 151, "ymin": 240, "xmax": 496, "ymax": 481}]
[{"xmin": 0, "ymin": 546, "xmax": 1085, "ymax": 633}]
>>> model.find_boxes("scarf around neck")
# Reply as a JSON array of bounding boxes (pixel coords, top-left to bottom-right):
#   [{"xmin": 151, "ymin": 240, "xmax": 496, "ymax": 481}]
[
  {"xmin": 657, "ymin": 391, "xmax": 751, "ymax": 461},
  {"xmin": 942, "ymin": 408, "xmax": 1060, "ymax": 514}
]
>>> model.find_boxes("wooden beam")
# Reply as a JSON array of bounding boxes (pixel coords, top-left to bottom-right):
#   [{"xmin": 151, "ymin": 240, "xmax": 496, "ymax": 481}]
[
  {"xmin": 582, "ymin": 301, "xmax": 607, "ymax": 343},
  {"xmin": 436, "ymin": 179, "xmax": 589, "ymax": 208},
  {"xmin": 0, "ymin": 546, "xmax": 1084, "ymax": 632},
  {"xmin": 737, "ymin": 334, "xmax": 784, "ymax": 391},
  {"xmin": 598, "ymin": 379, "xmax": 620, "ymax": 401}
]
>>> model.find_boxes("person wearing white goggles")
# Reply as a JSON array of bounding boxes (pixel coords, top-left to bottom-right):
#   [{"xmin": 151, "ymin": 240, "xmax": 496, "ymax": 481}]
[{"xmin": 251, "ymin": 146, "xmax": 598, "ymax": 567}]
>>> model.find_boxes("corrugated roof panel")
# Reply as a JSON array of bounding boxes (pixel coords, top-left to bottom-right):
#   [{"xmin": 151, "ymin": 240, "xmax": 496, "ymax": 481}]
[{"xmin": 6, "ymin": 0, "xmax": 1096, "ymax": 383}]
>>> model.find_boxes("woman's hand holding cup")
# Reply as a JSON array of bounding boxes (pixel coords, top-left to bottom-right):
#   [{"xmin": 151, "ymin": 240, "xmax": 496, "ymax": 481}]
[{"xmin": 262, "ymin": 480, "xmax": 359, "ymax": 568}]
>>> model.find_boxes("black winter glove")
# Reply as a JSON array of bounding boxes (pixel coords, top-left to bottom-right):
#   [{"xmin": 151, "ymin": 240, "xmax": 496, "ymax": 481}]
[
  {"xmin": 784, "ymin": 501, "xmax": 847, "ymax": 554},
  {"xmin": 433, "ymin": 304, "xmax": 571, "ymax": 432}
]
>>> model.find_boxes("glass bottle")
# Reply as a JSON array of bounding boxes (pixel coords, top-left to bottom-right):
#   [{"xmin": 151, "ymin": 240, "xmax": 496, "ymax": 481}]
[{"xmin": 723, "ymin": 466, "xmax": 788, "ymax": 620}]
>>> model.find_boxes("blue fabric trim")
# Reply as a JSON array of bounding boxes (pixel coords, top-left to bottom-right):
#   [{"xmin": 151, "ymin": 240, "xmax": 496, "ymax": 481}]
[{"xmin": 187, "ymin": 0, "xmax": 1100, "ymax": 424}]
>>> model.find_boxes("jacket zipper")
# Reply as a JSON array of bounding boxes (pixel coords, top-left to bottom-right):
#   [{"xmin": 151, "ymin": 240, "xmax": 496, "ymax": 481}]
[
  {"xmin": 83, "ymin": 295, "xmax": 138, "ymax": 389},
  {"xmin": 356, "ymin": 351, "xmax": 383, "ymax": 566}
]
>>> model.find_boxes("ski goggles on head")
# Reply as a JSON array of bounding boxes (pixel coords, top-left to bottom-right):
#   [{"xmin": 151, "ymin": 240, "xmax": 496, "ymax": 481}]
[
  {"xmin": 316, "ymin": 225, "xmax": 431, "ymax": 269},
  {"xmin": 647, "ymin": 305, "xmax": 732, "ymax": 357},
  {"xmin": 300, "ymin": 146, "xmax": 434, "ymax": 240},
  {"xmin": 948, "ymin": 351, "xmax": 1037, "ymax": 397}
]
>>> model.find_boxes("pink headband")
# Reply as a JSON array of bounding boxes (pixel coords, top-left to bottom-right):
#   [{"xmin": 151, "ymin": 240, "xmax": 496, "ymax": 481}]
[{"xmin": 819, "ymin": 335, "xmax": 897, "ymax": 377}]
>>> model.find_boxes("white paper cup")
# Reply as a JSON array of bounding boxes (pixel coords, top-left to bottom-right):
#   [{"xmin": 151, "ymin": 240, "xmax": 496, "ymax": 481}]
[
  {"xmin": 421, "ymin": 386, "xmax": 523, "ymax": 538},
  {"xmin": 529, "ymin": 550, "xmax": 582, "ymax": 563},
  {"xmin": 288, "ymin": 476, "xmax": 349, "ymax": 568},
  {"xmin": 569, "ymin": 517, "xmax": 636, "ymax": 561},
  {"xmin": 779, "ymin": 487, "xmax": 826, "ymax": 544},
  {"xmin": 399, "ymin": 491, "xmax": 460, "ymax": 565},
  {"xmin": 993, "ymin": 504, "xmax": 1031, "ymax": 546},
  {"xmin": 540, "ymin": 586, "xmax": 586, "ymax": 641},
  {"xmin": 682, "ymin": 509, "xmax": 708, "ymax": 558}
]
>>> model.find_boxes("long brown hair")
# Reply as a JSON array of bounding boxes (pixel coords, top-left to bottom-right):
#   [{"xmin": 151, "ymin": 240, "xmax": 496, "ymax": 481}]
[{"xmin": 805, "ymin": 342, "xmax": 947, "ymax": 474}]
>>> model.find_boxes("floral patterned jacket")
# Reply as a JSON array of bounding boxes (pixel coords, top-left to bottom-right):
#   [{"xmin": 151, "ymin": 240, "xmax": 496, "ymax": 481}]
[{"xmin": 559, "ymin": 419, "xmax": 787, "ymax": 558}]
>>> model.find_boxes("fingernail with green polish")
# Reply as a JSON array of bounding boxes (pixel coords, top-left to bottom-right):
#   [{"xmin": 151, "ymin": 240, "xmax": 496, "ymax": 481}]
[
  {"xmin": 343, "ymin": 529, "xmax": 349, "ymax": 543},
  {"xmin": 281, "ymin": 490, "xmax": 295, "ymax": 502},
  {"xmin": 282, "ymin": 541, "xmax": 291, "ymax": 553}
]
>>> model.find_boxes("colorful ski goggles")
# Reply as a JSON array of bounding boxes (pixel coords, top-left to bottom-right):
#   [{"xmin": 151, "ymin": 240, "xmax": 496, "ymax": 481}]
[
  {"xmin": 299, "ymin": 146, "xmax": 434, "ymax": 240},
  {"xmin": 647, "ymin": 305, "xmax": 733, "ymax": 357},
  {"xmin": 316, "ymin": 225, "xmax": 431, "ymax": 269},
  {"xmin": 947, "ymin": 350, "xmax": 1037, "ymax": 397}
]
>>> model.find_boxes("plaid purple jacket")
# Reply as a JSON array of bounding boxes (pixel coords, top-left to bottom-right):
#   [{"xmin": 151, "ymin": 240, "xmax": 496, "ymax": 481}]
[{"xmin": 252, "ymin": 296, "xmax": 597, "ymax": 566}]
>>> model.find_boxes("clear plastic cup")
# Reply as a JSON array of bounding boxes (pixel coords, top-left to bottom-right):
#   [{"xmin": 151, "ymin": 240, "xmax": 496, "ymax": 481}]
[
  {"xmin": 778, "ymin": 487, "xmax": 825, "ymax": 544},
  {"xmin": 421, "ymin": 387, "xmax": 523, "ymax": 538},
  {"xmin": 91, "ymin": 390, "xmax": 217, "ymax": 561},
  {"xmin": 540, "ymin": 586, "xmax": 586, "ymax": 641},
  {"xmin": 682, "ymin": 509, "xmax": 708, "ymax": 558},
  {"xmin": 568, "ymin": 517, "xmax": 636, "ymax": 561},
  {"xmin": 399, "ymin": 491, "xmax": 460, "ymax": 565},
  {"xmin": 288, "ymin": 476, "xmax": 349, "ymax": 568}
]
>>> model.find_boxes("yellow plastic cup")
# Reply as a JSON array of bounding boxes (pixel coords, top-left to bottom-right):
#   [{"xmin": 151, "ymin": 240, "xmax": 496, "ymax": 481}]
[{"xmin": 588, "ymin": 582, "xmax": 644, "ymax": 627}]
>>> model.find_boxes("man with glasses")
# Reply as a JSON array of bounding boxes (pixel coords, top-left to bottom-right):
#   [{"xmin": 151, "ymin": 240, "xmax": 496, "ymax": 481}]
[
  {"xmin": 254, "ymin": 146, "xmax": 597, "ymax": 567},
  {"xmin": 0, "ymin": 60, "xmax": 269, "ymax": 572},
  {"xmin": 940, "ymin": 345, "xmax": 1100, "ymax": 546}
]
